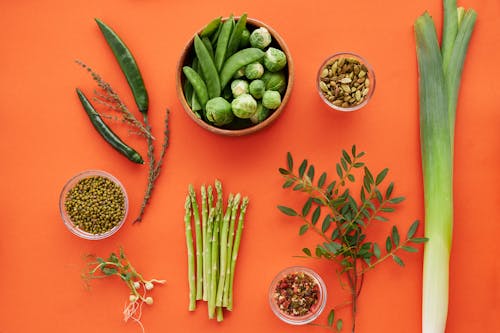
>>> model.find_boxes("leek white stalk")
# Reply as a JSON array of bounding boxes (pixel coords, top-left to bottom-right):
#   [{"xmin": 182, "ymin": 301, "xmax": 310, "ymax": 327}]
[{"xmin": 414, "ymin": 1, "xmax": 476, "ymax": 332}]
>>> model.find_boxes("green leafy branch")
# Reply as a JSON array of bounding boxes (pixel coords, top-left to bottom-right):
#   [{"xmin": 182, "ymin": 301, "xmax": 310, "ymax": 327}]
[{"xmin": 277, "ymin": 145, "xmax": 427, "ymax": 332}]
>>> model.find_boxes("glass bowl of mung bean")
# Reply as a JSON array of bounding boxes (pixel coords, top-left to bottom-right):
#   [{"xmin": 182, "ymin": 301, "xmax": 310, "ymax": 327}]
[
  {"xmin": 317, "ymin": 52, "xmax": 375, "ymax": 112},
  {"xmin": 59, "ymin": 170, "xmax": 128, "ymax": 240}
]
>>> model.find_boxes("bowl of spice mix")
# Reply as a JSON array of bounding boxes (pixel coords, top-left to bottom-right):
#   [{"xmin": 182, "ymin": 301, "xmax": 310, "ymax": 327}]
[
  {"xmin": 268, "ymin": 266, "xmax": 327, "ymax": 325},
  {"xmin": 59, "ymin": 170, "xmax": 128, "ymax": 240},
  {"xmin": 317, "ymin": 52, "xmax": 375, "ymax": 112}
]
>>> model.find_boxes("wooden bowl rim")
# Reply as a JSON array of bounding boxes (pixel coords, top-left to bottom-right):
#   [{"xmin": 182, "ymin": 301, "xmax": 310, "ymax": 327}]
[{"xmin": 176, "ymin": 16, "xmax": 294, "ymax": 137}]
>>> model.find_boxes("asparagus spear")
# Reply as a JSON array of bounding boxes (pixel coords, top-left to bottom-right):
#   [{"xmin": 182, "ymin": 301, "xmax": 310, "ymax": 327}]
[
  {"xmin": 222, "ymin": 193, "xmax": 241, "ymax": 307},
  {"xmin": 201, "ymin": 185, "xmax": 209, "ymax": 301},
  {"xmin": 216, "ymin": 193, "xmax": 234, "ymax": 307},
  {"xmin": 208, "ymin": 205, "xmax": 220, "ymax": 319},
  {"xmin": 227, "ymin": 196, "xmax": 249, "ymax": 311},
  {"xmin": 205, "ymin": 207, "xmax": 215, "ymax": 308},
  {"xmin": 188, "ymin": 185, "xmax": 203, "ymax": 300},
  {"xmin": 184, "ymin": 195, "xmax": 196, "ymax": 311}
]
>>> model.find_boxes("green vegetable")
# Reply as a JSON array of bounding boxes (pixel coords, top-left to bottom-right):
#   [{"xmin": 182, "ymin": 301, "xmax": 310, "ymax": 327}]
[
  {"xmin": 219, "ymin": 48, "xmax": 265, "ymax": 90},
  {"xmin": 183, "ymin": 66, "xmax": 209, "ymax": 109},
  {"xmin": 205, "ymin": 97, "xmax": 234, "ymax": 126},
  {"xmin": 226, "ymin": 14, "xmax": 248, "ymax": 58},
  {"xmin": 261, "ymin": 71, "xmax": 287, "ymax": 94},
  {"xmin": 249, "ymin": 79, "xmax": 266, "ymax": 99},
  {"xmin": 214, "ymin": 16, "xmax": 234, "ymax": 72},
  {"xmin": 262, "ymin": 90, "xmax": 282, "ymax": 109},
  {"xmin": 245, "ymin": 62, "xmax": 264, "ymax": 80},
  {"xmin": 414, "ymin": 1, "xmax": 476, "ymax": 332},
  {"xmin": 239, "ymin": 28, "xmax": 250, "ymax": 48},
  {"xmin": 230, "ymin": 79, "xmax": 249, "ymax": 98},
  {"xmin": 278, "ymin": 147, "xmax": 426, "ymax": 331},
  {"xmin": 263, "ymin": 47, "xmax": 287, "ymax": 72},
  {"xmin": 249, "ymin": 27, "xmax": 272, "ymax": 49},
  {"xmin": 189, "ymin": 185, "xmax": 203, "ymax": 301},
  {"xmin": 194, "ymin": 35, "xmax": 221, "ymax": 99},
  {"xmin": 250, "ymin": 102, "xmax": 270, "ymax": 124},
  {"xmin": 76, "ymin": 88, "xmax": 144, "ymax": 164},
  {"xmin": 184, "ymin": 195, "xmax": 196, "ymax": 311},
  {"xmin": 201, "ymin": 36, "xmax": 215, "ymax": 60},
  {"xmin": 232, "ymin": 67, "xmax": 246, "ymax": 79},
  {"xmin": 95, "ymin": 19, "xmax": 149, "ymax": 113},
  {"xmin": 200, "ymin": 16, "xmax": 222, "ymax": 38},
  {"xmin": 231, "ymin": 93, "xmax": 257, "ymax": 119}
]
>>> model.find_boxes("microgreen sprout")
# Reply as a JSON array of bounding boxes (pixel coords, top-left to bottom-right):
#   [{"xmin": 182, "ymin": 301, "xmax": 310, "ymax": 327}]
[{"xmin": 83, "ymin": 248, "xmax": 165, "ymax": 333}]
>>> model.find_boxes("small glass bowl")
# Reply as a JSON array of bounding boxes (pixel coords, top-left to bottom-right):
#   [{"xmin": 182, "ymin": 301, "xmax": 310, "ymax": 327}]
[
  {"xmin": 268, "ymin": 266, "xmax": 327, "ymax": 325},
  {"xmin": 317, "ymin": 52, "xmax": 375, "ymax": 112},
  {"xmin": 59, "ymin": 170, "xmax": 128, "ymax": 240}
]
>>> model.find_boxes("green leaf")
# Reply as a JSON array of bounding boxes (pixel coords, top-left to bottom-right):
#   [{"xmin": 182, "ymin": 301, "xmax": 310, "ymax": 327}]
[
  {"xmin": 302, "ymin": 248, "xmax": 312, "ymax": 256},
  {"xmin": 389, "ymin": 196, "xmax": 405, "ymax": 204},
  {"xmin": 102, "ymin": 267, "xmax": 117, "ymax": 276},
  {"xmin": 326, "ymin": 181, "xmax": 336, "ymax": 195},
  {"xmin": 410, "ymin": 237, "xmax": 429, "ymax": 243},
  {"xmin": 108, "ymin": 253, "xmax": 119, "ymax": 263},
  {"xmin": 318, "ymin": 172, "xmax": 327, "ymax": 187},
  {"xmin": 278, "ymin": 167, "xmax": 289, "ymax": 175},
  {"xmin": 341, "ymin": 157, "xmax": 348, "ymax": 172},
  {"xmin": 360, "ymin": 187, "xmax": 366, "ymax": 201},
  {"xmin": 331, "ymin": 227, "xmax": 340, "ymax": 240},
  {"xmin": 347, "ymin": 174, "xmax": 355, "ymax": 182},
  {"xmin": 363, "ymin": 175, "xmax": 372, "ymax": 192},
  {"xmin": 380, "ymin": 207, "xmax": 395, "ymax": 213},
  {"xmin": 375, "ymin": 189, "xmax": 383, "ymax": 203},
  {"xmin": 407, "ymin": 220, "xmax": 420, "ymax": 239},
  {"xmin": 299, "ymin": 224, "xmax": 309, "ymax": 235},
  {"xmin": 277, "ymin": 205, "xmax": 298, "ymax": 216},
  {"xmin": 302, "ymin": 198, "xmax": 313, "ymax": 216},
  {"xmin": 293, "ymin": 183, "xmax": 304, "ymax": 191},
  {"xmin": 342, "ymin": 149, "xmax": 352, "ymax": 164},
  {"xmin": 351, "ymin": 145, "xmax": 357, "ymax": 157},
  {"xmin": 336, "ymin": 163, "xmax": 343, "ymax": 178},
  {"xmin": 373, "ymin": 243, "xmax": 381, "ymax": 259},
  {"xmin": 386, "ymin": 236, "xmax": 392, "ymax": 252},
  {"xmin": 374, "ymin": 215, "xmax": 388, "ymax": 222},
  {"xmin": 353, "ymin": 162, "xmax": 364, "ymax": 168},
  {"xmin": 321, "ymin": 215, "xmax": 331, "ymax": 232},
  {"xmin": 392, "ymin": 226, "xmax": 400, "ymax": 246},
  {"xmin": 327, "ymin": 309, "xmax": 335, "ymax": 327},
  {"xmin": 385, "ymin": 182, "xmax": 394, "ymax": 199},
  {"xmin": 282, "ymin": 179, "xmax": 294, "ymax": 189},
  {"xmin": 357, "ymin": 151, "xmax": 366, "ymax": 158},
  {"xmin": 312, "ymin": 206, "xmax": 321, "ymax": 225},
  {"xmin": 364, "ymin": 167, "xmax": 374, "ymax": 184},
  {"xmin": 307, "ymin": 165, "xmax": 315, "ymax": 182},
  {"xmin": 287, "ymin": 152, "xmax": 293, "ymax": 170},
  {"xmin": 375, "ymin": 168, "xmax": 389, "ymax": 185},
  {"xmin": 392, "ymin": 254, "xmax": 405, "ymax": 267},
  {"xmin": 336, "ymin": 319, "xmax": 343, "ymax": 331},
  {"xmin": 299, "ymin": 159, "xmax": 308, "ymax": 177},
  {"xmin": 325, "ymin": 241, "xmax": 341, "ymax": 254},
  {"xmin": 402, "ymin": 245, "xmax": 418, "ymax": 253}
]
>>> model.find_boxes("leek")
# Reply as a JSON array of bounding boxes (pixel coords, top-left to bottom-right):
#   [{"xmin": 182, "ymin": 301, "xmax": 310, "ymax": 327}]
[{"xmin": 414, "ymin": 1, "xmax": 476, "ymax": 333}]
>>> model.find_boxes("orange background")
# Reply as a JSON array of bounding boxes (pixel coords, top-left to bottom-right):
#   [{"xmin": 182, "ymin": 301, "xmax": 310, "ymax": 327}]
[{"xmin": 0, "ymin": 0, "xmax": 498, "ymax": 332}]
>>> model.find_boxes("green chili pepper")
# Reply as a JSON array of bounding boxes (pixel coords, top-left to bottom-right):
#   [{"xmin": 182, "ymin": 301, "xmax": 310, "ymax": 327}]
[
  {"xmin": 95, "ymin": 18, "xmax": 149, "ymax": 114},
  {"xmin": 183, "ymin": 66, "xmax": 209, "ymax": 108},
  {"xmin": 200, "ymin": 16, "xmax": 222, "ymax": 38},
  {"xmin": 226, "ymin": 14, "xmax": 247, "ymax": 58},
  {"xmin": 214, "ymin": 16, "xmax": 234, "ymax": 72},
  {"xmin": 76, "ymin": 88, "xmax": 144, "ymax": 164},
  {"xmin": 194, "ymin": 35, "xmax": 221, "ymax": 99},
  {"xmin": 219, "ymin": 48, "xmax": 265, "ymax": 90}
]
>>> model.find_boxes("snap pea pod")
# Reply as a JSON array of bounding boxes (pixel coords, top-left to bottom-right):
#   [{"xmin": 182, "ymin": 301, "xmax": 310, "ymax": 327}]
[
  {"xmin": 194, "ymin": 35, "xmax": 221, "ymax": 99},
  {"xmin": 226, "ymin": 14, "xmax": 247, "ymax": 59},
  {"xmin": 183, "ymin": 66, "xmax": 209, "ymax": 108},
  {"xmin": 202, "ymin": 36, "xmax": 215, "ymax": 60},
  {"xmin": 200, "ymin": 16, "xmax": 222, "ymax": 38},
  {"xmin": 190, "ymin": 58, "xmax": 202, "ymax": 112},
  {"xmin": 214, "ymin": 16, "xmax": 234, "ymax": 72},
  {"xmin": 76, "ymin": 88, "xmax": 144, "ymax": 164},
  {"xmin": 210, "ymin": 22, "xmax": 223, "ymax": 46},
  {"xmin": 219, "ymin": 48, "xmax": 265, "ymax": 90},
  {"xmin": 95, "ymin": 18, "xmax": 149, "ymax": 114}
]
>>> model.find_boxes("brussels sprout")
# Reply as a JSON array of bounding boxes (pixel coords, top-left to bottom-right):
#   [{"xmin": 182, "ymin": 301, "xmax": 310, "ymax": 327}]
[
  {"xmin": 233, "ymin": 67, "xmax": 246, "ymax": 79},
  {"xmin": 245, "ymin": 62, "xmax": 264, "ymax": 80},
  {"xmin": 206, "ymin": 97, "xmax": 234, "ymax": 126},
  {"xmin": 249, "ymin": 27, "xmax": 272, "ymax": 49},
  {"xmin": 240, "ymin": 28, "xmax": 251, "ymax": 48},
  {"xmin": 231, "ymin": 94, "xmax": 257, "ymax": 119},
  {"xmin": 263, "ymin": 47, "xmax": 287, "ymax": 72},
  {"xmin": 231, "ymin": 79, "xmax": 249, "ymax": 98},
  {"xmin": 249, "ymin": 79, "xmax": 266, "ymax": 99},
  {"xmin": 262, "ymin": 90, "xmax": 281, "ymax": 110},
  {"xmin": 250, "ymin": 102, "xmax": 270, "ymax": 124},
  {"xmin": 261, "ymin": 71, "xmax": 287, "ymax": 94}
]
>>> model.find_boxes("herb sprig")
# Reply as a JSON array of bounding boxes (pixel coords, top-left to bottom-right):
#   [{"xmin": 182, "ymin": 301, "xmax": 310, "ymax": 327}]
[
  {"xmin": 278, "ymin": 145, "xmax": 427, "ymax": 332},
  {"xmin": 83, "ymin": 248, "xmax": 165, "ymax": 333}
]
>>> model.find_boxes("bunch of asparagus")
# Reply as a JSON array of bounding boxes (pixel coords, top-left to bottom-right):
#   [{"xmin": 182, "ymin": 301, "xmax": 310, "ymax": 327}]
[{"xmin": 184, "ymin": 180, "xmax": 249, "ymax": 321}]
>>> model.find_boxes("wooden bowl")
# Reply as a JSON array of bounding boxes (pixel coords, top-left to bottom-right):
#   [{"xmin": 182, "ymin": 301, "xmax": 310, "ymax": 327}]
[{"xmin": 176, "ymin": 17, "xmax": 294, "ymax": 136}]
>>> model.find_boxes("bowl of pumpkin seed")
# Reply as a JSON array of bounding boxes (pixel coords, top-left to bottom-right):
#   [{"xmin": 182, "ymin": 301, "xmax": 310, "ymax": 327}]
[
  {"xmin": 317, "ymin": 52, "xmax": 375, "ymax": 112},
  {"xmin": 59, "ymin": 170, "xmax": 128, "ymax": 240}
]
